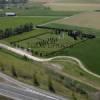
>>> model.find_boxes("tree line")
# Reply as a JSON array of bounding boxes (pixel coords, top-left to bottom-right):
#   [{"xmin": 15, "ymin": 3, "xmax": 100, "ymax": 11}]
[{"xmin": 0, "ymin": 23, "xmax": 33, "ymax": 39}]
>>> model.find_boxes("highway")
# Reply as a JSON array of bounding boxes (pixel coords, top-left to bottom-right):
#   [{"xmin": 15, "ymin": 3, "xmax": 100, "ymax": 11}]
[
  {"xmin": 0, "ymin": 72, "xmax": 67, "ymax": 100},
  {"xmin": 0, "ymin": 83, "xmax": 66, "ymax": 100}
]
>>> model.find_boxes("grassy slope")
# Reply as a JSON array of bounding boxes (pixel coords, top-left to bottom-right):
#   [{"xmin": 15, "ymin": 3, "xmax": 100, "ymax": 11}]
[
  {"xmin": 0, "ymin": 95, "xmax": 12, "ymax": 100},
  {"xmin": 0, "ymin": 48, "xmax": 89, "ymax": 100}
]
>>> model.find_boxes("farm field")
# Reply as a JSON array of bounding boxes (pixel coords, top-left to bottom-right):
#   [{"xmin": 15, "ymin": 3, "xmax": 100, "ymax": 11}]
[
  {"xmin": 41, "ymin": 12, "xmax": 100, "ymax": 75},
  {"xmin": 55, "ymin": 12, "xmax": 100, "ymax": 30},
  {"xmin": 43, "ymin": 0, "xmax": 100, "ymax": 11},
  {"xmin": 5, "ymin": 30, "xmax": 81, "ymax": 56},
  {"xmin": 44, "ymin": 3, "xmax": 100, "ymax": 11}
]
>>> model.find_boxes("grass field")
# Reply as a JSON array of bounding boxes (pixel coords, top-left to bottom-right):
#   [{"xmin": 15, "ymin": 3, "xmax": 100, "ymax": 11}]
[{"xmin": 0, "ymin": 16, "xmax": 57, "ymax": 30}]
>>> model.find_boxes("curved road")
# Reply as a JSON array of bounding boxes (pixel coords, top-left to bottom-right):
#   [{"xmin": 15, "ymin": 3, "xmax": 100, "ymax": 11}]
[{"xmin": 0, "ymin": 43, "xmax": 100, "ymax": 79}]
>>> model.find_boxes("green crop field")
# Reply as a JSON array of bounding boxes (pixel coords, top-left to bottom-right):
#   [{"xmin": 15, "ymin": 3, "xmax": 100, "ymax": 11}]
[{"xmin": 0, "ymin": 16, "xmax": 57, "ymax": 30}]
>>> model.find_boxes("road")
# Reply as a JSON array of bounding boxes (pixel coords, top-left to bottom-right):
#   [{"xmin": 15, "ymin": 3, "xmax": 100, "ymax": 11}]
[
  {"xmin": 0, "ymin": 72, "xmax": 69, "ymax": 100},
  {"xmin": 0, "ymin": 83, "xmax": 66, "ymax": 100}
]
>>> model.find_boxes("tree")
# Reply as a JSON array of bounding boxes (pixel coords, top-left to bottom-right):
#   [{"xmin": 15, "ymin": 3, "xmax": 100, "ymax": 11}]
[
  {"xmin": 48, "ymin": 76, "xmax": 55, "ymax": 93},
  {"xmin": 0, "ymin": 63, "xmax": 5, "ymax": 72},
  {"xmin": 23, "ymin": 55, "xmax": 28, "ymax": 61},
  {"xmin": 72, "ymin": 92, "xmax": 77, "ymax": 100},
  {"xmin": 11, "ymin": 66, "xmax": 17, "ymax": 78},
  {"xmin": 33, "ymin": 72, "xmax": 40, "ymax": 86}
]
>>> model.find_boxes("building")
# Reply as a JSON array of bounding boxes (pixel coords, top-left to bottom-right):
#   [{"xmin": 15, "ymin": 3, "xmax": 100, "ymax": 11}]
[{"xmin": 5, "ymin": 12, "xmax": 16, "ymax": 16}]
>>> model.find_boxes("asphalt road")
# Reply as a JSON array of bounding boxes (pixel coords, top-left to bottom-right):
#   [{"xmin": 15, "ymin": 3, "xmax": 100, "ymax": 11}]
[
  {"xmin": 0, "ymin": 83, "xmax": 67, "ymax": 100},
  {"xmin": 0, "ymin": 72, "xmax": 67, "ymax": 100}
]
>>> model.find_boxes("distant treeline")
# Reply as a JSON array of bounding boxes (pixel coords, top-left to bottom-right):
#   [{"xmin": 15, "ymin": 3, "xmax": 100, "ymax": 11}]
[{"xmin": 0, "ymin": 23, "xmax": 33, "ymax": 39}]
